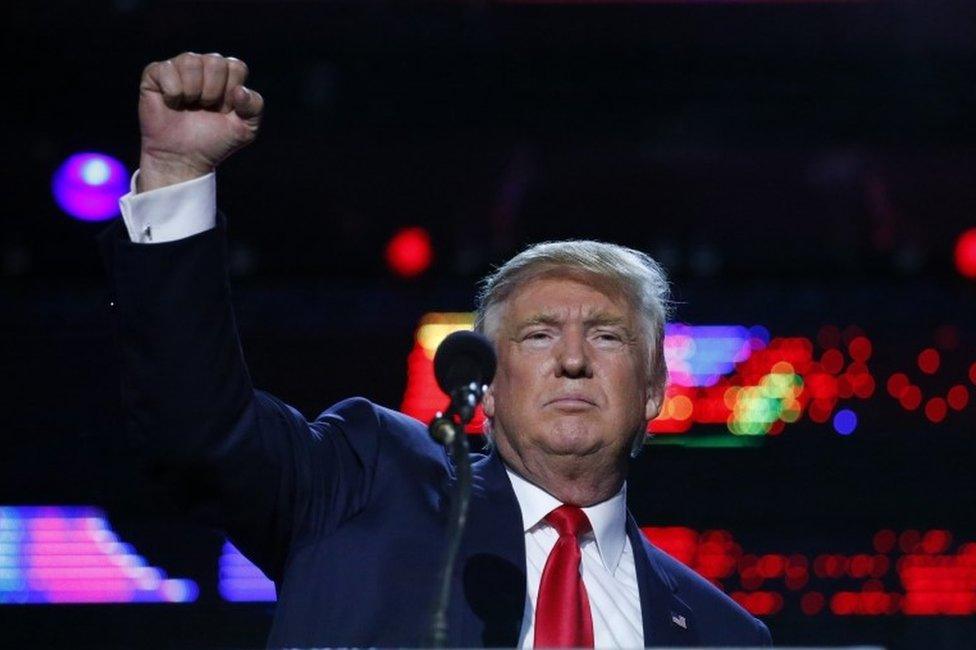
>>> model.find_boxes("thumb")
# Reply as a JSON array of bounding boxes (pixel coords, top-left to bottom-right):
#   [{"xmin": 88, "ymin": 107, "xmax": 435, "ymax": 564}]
[{"xmin": 231, "ymin": 86, "xmax": 264, "ymax": 122}]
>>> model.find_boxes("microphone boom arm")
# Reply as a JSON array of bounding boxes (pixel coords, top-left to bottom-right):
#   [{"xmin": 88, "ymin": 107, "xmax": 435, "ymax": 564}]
[{"xmin": 426, "ymin": 381, "xmax": 485, "ymax": 647}]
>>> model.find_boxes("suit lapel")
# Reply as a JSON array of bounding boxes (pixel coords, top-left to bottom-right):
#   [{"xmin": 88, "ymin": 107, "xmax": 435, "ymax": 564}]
[
  {"xmin": 454, "ymin": 453, "xmax": 702, "ymax": 647},
  {"xmin": 455, "ymin": 449, "xmax": 527, "ymax": 647},
  {"xmin": 627, "ymin": 514, "xmax": 700, "ymax": 647}
]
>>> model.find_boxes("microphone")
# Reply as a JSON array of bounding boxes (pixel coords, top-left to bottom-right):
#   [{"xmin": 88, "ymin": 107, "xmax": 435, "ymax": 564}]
[
  {"xmin": 426, "ymin": 331, "xmax": 496, "ymax": 647},
  {"xmin": 429, "ymin": 331, "xmax": 496, "ymax": 442},
  {"xmin": 433, "ymin": 330, "xmax": 497, "ymax": 395}
]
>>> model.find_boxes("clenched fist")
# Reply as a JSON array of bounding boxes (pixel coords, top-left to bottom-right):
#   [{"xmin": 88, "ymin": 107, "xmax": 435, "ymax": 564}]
[{"xmin": 137, "ymin": 52, "xmax": 264, "ymax": 192}]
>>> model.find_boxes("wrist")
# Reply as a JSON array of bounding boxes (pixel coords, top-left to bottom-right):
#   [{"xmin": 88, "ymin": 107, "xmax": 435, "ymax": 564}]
[{"xmin": 137, "ymin": 153, "xmax": 212, "ymax": 193}]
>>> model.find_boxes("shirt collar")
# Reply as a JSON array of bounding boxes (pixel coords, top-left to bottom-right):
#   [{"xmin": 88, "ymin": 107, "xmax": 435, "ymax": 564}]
[{"xmin": 504, "ymin": 465, "xmax": 628, "ymax": 574}]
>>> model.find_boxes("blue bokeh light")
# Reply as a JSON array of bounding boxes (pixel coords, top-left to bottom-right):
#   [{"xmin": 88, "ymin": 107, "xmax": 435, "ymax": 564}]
[
  {"xmin": 52, "ymin": 152, "xmax": 128, "ymax": 222},
  {"xmin": 833, "ymin": 409, "xmax": 857, "ymax": 435}
]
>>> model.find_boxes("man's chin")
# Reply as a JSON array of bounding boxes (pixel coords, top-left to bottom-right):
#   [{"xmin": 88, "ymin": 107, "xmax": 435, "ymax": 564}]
[{"xmin": 539, "ymin": 429, "xmax": 604, "ymax": 457}]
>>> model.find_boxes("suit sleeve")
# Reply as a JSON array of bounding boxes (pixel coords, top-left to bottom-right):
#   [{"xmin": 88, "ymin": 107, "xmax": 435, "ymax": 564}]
[
  {"xmin": 754, "ymin": 617, "xmax": 773, "ymax": 647},
  {"xmin": 98, "ymin": 213, "xmax": 378, "ymax": 581}
]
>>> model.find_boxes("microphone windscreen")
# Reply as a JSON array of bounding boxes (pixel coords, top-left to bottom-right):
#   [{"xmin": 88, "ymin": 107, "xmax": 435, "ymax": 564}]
[{"xmin": 433, "ymin": 331, "xmax": 497, "ymax": 394}]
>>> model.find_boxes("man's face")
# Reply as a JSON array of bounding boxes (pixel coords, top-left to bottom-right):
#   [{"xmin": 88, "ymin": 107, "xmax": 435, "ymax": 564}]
[{"xmin": 483, "ymin": 274, "xmax": 661, "ymax": 465}]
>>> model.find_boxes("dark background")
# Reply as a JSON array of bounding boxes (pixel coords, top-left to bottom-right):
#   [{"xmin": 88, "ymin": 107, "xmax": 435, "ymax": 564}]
[{"xmin": 3, "ymin": 1, "xmax": 976, "ymax": 648}]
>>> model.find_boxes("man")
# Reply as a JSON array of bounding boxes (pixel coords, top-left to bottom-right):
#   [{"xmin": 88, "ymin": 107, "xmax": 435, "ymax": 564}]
[{"xmin": 101, "ymin": 51, "xmax": 771, "ymax": 647}]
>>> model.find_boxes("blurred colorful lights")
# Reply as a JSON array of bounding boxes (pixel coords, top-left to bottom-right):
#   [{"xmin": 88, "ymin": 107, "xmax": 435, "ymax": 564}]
[
  {"xmin": 0, "ymin": 506, "xmax": 197, "ymax": 604},
  {"xmin": 643, "ymin": 526, "xmax": 976, "ymax": 617},
  {"xmin": 51, "ymin": 152, "xmax": 128, "ymax": 222},
  {"xmin": 5, "ymin": 504, "xmax": 973, "ymax": 618},
  {"xmin": 401, "ymin": 315, "xmax": 974, "ymax": 437},
  {"xmin": 664, "ymin": 324, "xmax": 763, "ymax": 387}
]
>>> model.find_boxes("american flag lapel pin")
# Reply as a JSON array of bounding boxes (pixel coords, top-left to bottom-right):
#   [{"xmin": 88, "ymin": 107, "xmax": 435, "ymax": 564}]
[{"xmin": 671, "ymin": 613, "xmax": 687, "ymax": 629}]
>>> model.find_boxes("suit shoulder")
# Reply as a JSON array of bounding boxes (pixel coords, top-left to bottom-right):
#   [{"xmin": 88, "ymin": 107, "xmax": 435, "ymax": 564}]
[
  {"xmin": 643, "ymin": 540, "xmax": 772, "ymax": 646},
  {"xmin": 315, "ymin": 397, "xmax": 445, "ymax": 461}
]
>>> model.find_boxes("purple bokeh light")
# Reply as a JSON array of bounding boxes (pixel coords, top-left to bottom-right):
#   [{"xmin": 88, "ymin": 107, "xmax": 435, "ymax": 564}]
[
  {"xmin": 664, "ymin": 324, "xmax": 759, "ymax": 388},
  {"xmin": 52, "ymin": 152, "xmax": 129, "ymax": 222},
  {"xmin": 833, "ymin": 409, "xmax": 858, "ymax": 435}
]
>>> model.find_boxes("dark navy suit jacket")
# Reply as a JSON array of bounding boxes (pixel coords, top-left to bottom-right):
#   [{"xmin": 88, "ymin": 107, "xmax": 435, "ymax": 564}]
[{"xmin": 100, "ymin": 216, "xmax": 771, "ymax": 648}]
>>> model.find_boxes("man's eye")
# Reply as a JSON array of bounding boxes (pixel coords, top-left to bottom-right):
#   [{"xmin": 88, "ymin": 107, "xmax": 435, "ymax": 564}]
[
  {"xmin": 595, "ymin": 332, "xmax": 623, "ymax": 343},
  {"xmin": 522, "ymin": 331, "xmax": 554, "ymax": 343}
]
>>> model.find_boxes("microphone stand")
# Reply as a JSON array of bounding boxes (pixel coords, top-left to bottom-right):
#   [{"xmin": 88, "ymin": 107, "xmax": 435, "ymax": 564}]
[{"xmin": 426, "ymin": 381, "xmax": 483, "ymax": 648}]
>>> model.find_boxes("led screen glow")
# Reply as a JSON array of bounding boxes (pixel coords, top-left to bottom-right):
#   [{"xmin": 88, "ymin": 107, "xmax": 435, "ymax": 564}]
[
  {"xmin": 218, "ymin": 542, "xmax": 276, "ymax": 602},
  {"xmin": 643, "ymin": 527, "xmax": 976, "ymax": 617},
  {"xmin": 210, "ymin": 524, "xmax": 976, "ymax": 616},
  {"xmin": 0, "ymin": 506, "xmax": 197, "ymax": 604},
  {"xmin": 400, "ymin": 315, "xmax": 974, "ymax": 443}
]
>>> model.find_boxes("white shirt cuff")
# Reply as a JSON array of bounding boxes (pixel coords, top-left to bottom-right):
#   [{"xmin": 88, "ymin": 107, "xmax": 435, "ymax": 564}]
[{"xmin": 118, "ymin": 170, "xmax": 217, "ymax": 243}]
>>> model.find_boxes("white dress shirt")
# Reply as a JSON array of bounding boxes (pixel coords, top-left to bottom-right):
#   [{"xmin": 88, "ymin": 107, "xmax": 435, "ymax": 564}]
[
  {"xmin": 117, "ymin": 173, "xmax": 645, "ymax": 647},
  {"xmin": 505, "ymin": 468, "xmax": 644, "ymax": 649},
  {"xmin": 118, "ymin": 170, "xmax": 217, "ymax": 243}
]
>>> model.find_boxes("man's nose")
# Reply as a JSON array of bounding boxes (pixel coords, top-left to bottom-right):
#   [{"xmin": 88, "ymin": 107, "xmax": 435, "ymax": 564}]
[{"xmin": 555, "ymin": 330, "xmax": 592, "ymax": 378}]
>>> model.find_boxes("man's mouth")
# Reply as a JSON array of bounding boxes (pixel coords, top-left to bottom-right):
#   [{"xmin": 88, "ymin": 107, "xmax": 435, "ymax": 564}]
[{"xmin": 545, "ymin": 395, "xmax": 597, "ymax": 409}]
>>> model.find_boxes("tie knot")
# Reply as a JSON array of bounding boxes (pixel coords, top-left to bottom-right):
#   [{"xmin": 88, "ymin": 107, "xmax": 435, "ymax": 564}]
[{"xmin": 545, "ymin": 505, "xmax": 591, "ymax": 538}]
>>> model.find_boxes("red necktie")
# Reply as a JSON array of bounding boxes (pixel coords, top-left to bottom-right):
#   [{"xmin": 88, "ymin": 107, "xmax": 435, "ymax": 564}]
[{"xmin": 534, "ymin": 505, "xmax": 594, "ymax": 648}]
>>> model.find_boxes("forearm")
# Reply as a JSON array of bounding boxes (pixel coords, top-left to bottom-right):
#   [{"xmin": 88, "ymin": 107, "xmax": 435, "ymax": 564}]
[{"xmin": 99, "ymin": 214, "xmax": 253, "ymax": 464}]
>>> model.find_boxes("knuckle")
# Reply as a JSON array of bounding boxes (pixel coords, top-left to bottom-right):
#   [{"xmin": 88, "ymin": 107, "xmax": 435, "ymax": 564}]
[
  {"xmin": 226, "ymin": 57, "xmax": 249, "ymax": 74},
  {"xmin": 179, "ymin": 52, "xmax": 203, "ymax": 69},
  {"xmin": 202, "ymin": 55, "xmax": 226, "ymax": 73}
]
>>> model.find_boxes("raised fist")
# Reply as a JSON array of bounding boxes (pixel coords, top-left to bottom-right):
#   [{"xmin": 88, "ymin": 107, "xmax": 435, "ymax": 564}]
[{"xmin": 137, "ymin": 52, "xmax": 264, "ymax": 192}]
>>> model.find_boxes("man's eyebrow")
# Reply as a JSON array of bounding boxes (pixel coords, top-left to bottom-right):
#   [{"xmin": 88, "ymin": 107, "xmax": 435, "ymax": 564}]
[
  {"xmin": 515, "ymin": 314, "xmax": 562, "ymax": 328},
  {"xmin": 584, "ymin": 313, "xmax": 627, "ymax": 327}
]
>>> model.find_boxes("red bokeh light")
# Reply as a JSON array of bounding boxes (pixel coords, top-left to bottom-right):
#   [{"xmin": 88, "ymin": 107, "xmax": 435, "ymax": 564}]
[
  {"xmin": 831, "ymin": 592, "xmax": 858, "ymax": 615},
  {"xmin": 808, "ymin": 399, "xmax": 834, "ymax": 423},
  {"xmin": 636, "ymin": 526, "xmax": 976, "ymax": 618},
  {"xmin": 899, "ymin": 530, "xmax": 920, "ymax": 554},
  {"xmin": 732, "ymin": 591, "xmax": 782, "ymax": 616},
  {"xmin": 836, "ymin": 374, "xmax": 853, "ymax": 399},
  {"xmin": 873, "ymin": 529, "xmax": 896, "ymax": 554},
  {"xmin": 899, "ymin": 386, "xmax": 922, "ymax": 411},
  {"xmin": 801, "ymin": 591, "xmax": 825, "ymax": 615},
  {"xmin": 385, "ymin": 227, "xmax": 433, "ymax": 278},
  {"xmin": 852, "ymin": 373, "xmax": 875, "ymax": 399},
  {"xmin": 849, "ymin": 554, "xmax": 873, "ymax": 578},
  {"xmin": 758, "ymin": 554, "xmax": 785, "ymax": 579},
  {"xmin": 921, "ymin": 529, "xmax": 952, "ymax": 555},
  {"xmin": 886, "ymin": 373, "xmax": 909, "ymax": 399},
  {"xmin": 917, "ymin": 348, "xmax": 940, "ymax": 375},
  {"xmin": 947, "ymin": 385, "xmax": 969, "ymax": 411},
  {"xmin": 821, "ymin": 349, "xmax": 845, "ymax": 374},
  {"xmin": 924, "ymin": 397, "xmax": 947, "ymax": 423},
  {"xmin": 848, "ymin": 336, "xmax": 872, "ymax": 362},
  {"xmin": 953, "ymin": 227, "xmax": 976, "ymax": 279},
  {"xmin": 870, "ymin": 555, "xmax": 890, "ymax": 578},
  {"xmin": 969, "ymin": 362, "xmax": 976, "ymax": 386}
]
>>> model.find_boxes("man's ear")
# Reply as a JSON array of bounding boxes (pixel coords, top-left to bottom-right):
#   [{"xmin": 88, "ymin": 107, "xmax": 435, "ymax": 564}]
[
  {"xmin": 644, "ymin": 382, "xmax": 664, "ymax": 422},
  {"xmin": 483, "ymin": 383, "xmax": 495, "ymax": 418}
]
